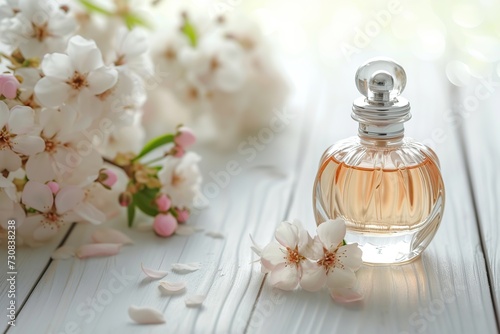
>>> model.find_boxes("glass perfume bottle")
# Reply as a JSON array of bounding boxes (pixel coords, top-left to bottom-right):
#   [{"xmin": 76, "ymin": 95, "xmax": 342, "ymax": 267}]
[{"xmin": 313, "ymin": 58, "xmax": 445, "ymax": 265}]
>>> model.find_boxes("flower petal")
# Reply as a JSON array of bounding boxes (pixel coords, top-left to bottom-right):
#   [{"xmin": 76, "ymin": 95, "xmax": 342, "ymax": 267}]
[
  {"xmin": 300, "ymin": 262, "xmax": 327, "ymax": 292},
  {"xmin": 55, "ymin": 186, "xmax": 84, "ymax": 213},
  {"xmin": 73, "ymin": 202, "xmax": 106, "ymax": 225},
  {"xmin": 34, "ymin": 76, "xmax": 71, "ymax": 107},
  {"xmin": 261, "ymin": 242, "xmax": 286, "ymax": 269},
  {"xmin": 128, "ymin": 305, "xmax": 165, "ymax": 324},
  {"xmin": 11, "ymin": 135, "xmax": 45, "ymax": 156},
  {"xmin": 326, "ymin": 268, "xmax": 357, "ymax": 290},
  {"xmin": 25, "ymin": 152, "xmax": 55, "ymax": 183},
  {"xmin": 175, "ymin": 225, "xmax": 196, "ymax": 236},
  {"xmin": 86, "ymin": 66, "xmax": 117, "ymax": 94},
  {"xmin": 41, "ymin": 53, "xmax": 73, "ymax": 80},
  {"xmin": 141, "ymin": 263, "xmax": 168, "ymax": 279},
  {"xmin": 92, "ymin": 228, "xmax": 133, "ymax": 245},
  {"xmin": 21, "ymin": 180, "xmax": 53, "ymax": 212},
  {"xmin": 330, "ymin": 288, "xmax": 364, "ymax": 303},
  {"xmin": 205, "ymin": 231, "xmax": 224, "ymax": 239},
  {"xmin": 75, "ymin": 243, "xmax": 122, "ymax": 259},
  {"xmin": 268, "ymin": 263, "xmax": 300, "ymax": 290},
  {"xmin": 0, "ymin": 149, "xmax": 22, "ymax": 172},
  {"xmin": 34, "ymin": 223, "xmax": 59, "ymax": 241},
  {"xmin": 336, "ymin": 244, "xmax": 363, "ymax": 271},
  {"xmin": 317, "ymin": 219, "xmax": 346, "ymax": 251},
  {"xmin": 67, "ymin": 36, "xmax": 104, "ymax": 73},
  {"xmin": 185, "ymin": 295, "xmax": 206, "ymax": 307},
  {"xmin": 0, "ymin": 101, "xmax": 9, "ymax": 128},
  {"xmin": 8, "ymin": 105, "xmax": 35, "ymax": 134},
  {"xmin": 171, "ymin": 262, "xmax": 201, "ymax": 273},
  {"xmin": 158, "ymin": 281, "xmax": 186, "ymax": 294},
  {"xmin": 275, "ymin": 221, "xmax": 299, "ymax": 248}
]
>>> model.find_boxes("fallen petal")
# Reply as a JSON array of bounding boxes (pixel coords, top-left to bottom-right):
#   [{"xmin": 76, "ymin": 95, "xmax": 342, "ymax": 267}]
[
  {"xmin": 172, "ymin": 262, "xmax": 201, "ymax": 273},
  {"xmin": 330, "ymin": 288, "xmax": 364, "ymax": 303},
  {"xmin": 76, "ymin": 243, "xmax": 122, "ymax": 259},
  {"xmin": 175, "ymin": 225, "xmax": 196, "ymax": 236},
  {"xmin": 51, "ymin": 245, "xmax": 75, "ymax": 260},
  {"xmin": 158, "ymin": 281, "xmax": 187, "ymax": 294},
  {"xmin": 91, "ymin": 228, "xmax": 134, "ymax": 245},
  {"xmin": 141, "ymin": 263, "xmax": 168, "ymax": 279},
  {"xmin": 128, "ymin": 305, "xmax": 165, "ymax": 324},
  {"xmin": 185, "ymin": 295, "xmax": 206, "ymax": 307},
  {"xmin": 205, "ymin": 231, "xmax": 224, "ymax": 239}
]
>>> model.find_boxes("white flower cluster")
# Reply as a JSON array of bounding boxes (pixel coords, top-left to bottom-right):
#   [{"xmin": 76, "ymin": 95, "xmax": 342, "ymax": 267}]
[
  {"xmin": 0, "ymin": 0, "xmax": 202, "ymax": 246},
  {"xmin": 147, "ymin": 10, "xmax": 288, "ymax": 145},
  {"xmin": 253, "ymin": 219, "xmax": 364, "ymax": 303}
]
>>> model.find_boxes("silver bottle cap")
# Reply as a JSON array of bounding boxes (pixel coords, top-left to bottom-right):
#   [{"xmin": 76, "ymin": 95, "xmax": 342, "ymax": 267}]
[{"xmin": 352, "ymin": 58, "xmax": 411, "ymax": 139}]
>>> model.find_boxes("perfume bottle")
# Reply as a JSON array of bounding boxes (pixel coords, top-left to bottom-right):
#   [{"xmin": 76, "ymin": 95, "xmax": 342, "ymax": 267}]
[{"xmin": 313, "ymin": 58, "xmax": 445, "ymax": 265}]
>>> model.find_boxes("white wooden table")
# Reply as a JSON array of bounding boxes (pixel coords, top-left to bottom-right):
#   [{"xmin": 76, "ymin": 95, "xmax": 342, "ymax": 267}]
[{"xmin": 1, "ymin": 58, "xmax": 499, "ymax": 334}]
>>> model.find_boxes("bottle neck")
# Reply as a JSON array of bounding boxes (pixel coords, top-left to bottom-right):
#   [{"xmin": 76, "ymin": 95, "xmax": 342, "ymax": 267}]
[
  {"xmin": 358, "ymin": 129, "xmax": 404, "ymax": 147},
  {"xmin": 357, "ymin": 122, "xmax": 405, "ymax": 140}
]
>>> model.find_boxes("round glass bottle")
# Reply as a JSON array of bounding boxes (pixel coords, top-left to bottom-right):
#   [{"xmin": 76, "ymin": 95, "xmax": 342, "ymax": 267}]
[{"xmin": 313, "ymin": 59, "xmax": 445, "ymax": 265}]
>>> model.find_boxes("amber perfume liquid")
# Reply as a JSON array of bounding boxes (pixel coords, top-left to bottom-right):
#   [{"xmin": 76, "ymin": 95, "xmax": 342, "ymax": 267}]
[{"xmin": 313, "ymin": 138, "xmax": 445, "ymax": 264}]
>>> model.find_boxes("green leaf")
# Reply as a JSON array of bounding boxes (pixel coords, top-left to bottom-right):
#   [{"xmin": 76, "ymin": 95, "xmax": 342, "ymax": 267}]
[
  {"xmin": 127, "ymin": 204, "xmax": 136, "ymax": 228},
  {"xmin": 123, "ymin": 13, "xmax": 150, "ymax": 30},
  {"xmin": 133, "ymin": 188, "xmax": 160, "ymax": 217},
  {"xmin": 133, "ymin": 134, "xmax": 174, "ymax": 161},
  {"xmin": 181, "ymin": 20, "xmax": 198, "ymax": 47},
  {"xmin": 342, "ymin": 239, "xmax": 347, "ymax": 246},
  {"xmin": 79, "ymin": 0, "xmax": 113, "ymax": 15}
]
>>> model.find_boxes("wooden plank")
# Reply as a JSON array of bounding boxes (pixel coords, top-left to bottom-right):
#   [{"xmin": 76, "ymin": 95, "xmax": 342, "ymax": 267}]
[
  {"xmin": 1, "ymin": 225, "xmax": 71, "ymax": 333},
  {"xmin": 249, "ymin": 62, "xmax": 498, "ymax": 334},
  {"xmin": 461, "ymin": 89, "xmax": 500, "ymax": 322},
  {"xmin": 7, "ymin": 64, "xmax": 320, "ymax": 334}
]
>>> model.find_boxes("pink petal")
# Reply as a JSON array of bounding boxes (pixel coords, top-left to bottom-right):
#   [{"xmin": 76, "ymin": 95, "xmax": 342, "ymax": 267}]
[
  {"xmin": 268, "ymin": 263, "xmax": 299, "ymax": 291},
  {"xmin": 174, "ymin": 127, "xmax": 196, "ymax": 148},
  {"xmin": 330, "ymin": 288, "xmax": 364, "ymax": 303},
  {"xmin": 21, "ymin": 181, "xmax": 53, "ymax": 212},
  {"xmin": 100, "ymin": 169, "xmax": 118, "ymax": 188},
  {"xmin": 153, "ymin": 213, "xmax": 178, "ymax": 237},
  {"xmin": 76, "ymin": 243, "xmax": 122, "ymax": 259},
  {"xmin": 317, "ymin": 219, "xmax": 346, "ymax": 251},
  {"xmin": 0, "ymin": 74, "xmax": 19, "ymax": 99},
  {"xmin": 275, "ymin": 221, "xmax": 299, "ymax": 248},
  {"xmin": 300, "ymin": 262, "xmax": 327, "ymax": 292},
  {"xmin": 176, "ymin": 208, "xmax": 190, "ymax": 223},
  {"xmin": 128, "ymin": 305, "xmax": 165, "ymax": 324},
  {"xmin": 47, "ymin": 181, "xmax": 59, "ymax": 194},
  {"xmin": 141, "ymin": 263, "xmax": 168, "ymax": 279},
  {"xmin": 55, "ymin": 186, "xmax": 84, "ymax": 214},
  {"xmin": 92, "ymin": 228, "xmax": 133, "ymax": 245}
]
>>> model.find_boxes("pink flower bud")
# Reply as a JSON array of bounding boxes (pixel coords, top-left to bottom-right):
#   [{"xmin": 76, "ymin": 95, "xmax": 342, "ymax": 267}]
[
  {"xmin": 47, "ymin": 181, "xmax": 59, "ymax": 194},
  {"xmin": 119, "ymin": 192, "xmax": 132, "ymax": 207},
  {"xmin": 176, "ymin": 208, "xmax": 190, "ymax": 223},
  {"xmin": 175, "ymin": 127, "xmax": 196, "ymax": 149},
  {"xmin": 100, "ymin": 169, "xmax": 118, "ymax": 188},
  {"xmin": 0, "ymin": 74, "xmax": 19, "ymax": 99},
  {"xmin": 155, "ymin": 194, "xmax": 171, "ymax": 212},
  {"xmin": 173, "ymin": 145, "xmax": 185, "ymax": 158},
  {"xmin": 153, "ymin": 213, "xmax": 178, "ymax": 237}
]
